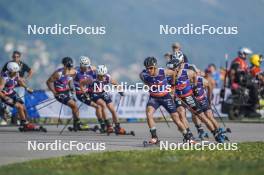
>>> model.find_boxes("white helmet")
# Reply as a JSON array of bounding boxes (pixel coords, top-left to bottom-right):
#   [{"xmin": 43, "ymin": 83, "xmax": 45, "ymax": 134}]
[
  {"xmin": 239, "ymin": 47, "xmax": 252, "ymax": 55},
  {"xmin": 7, "ymin": 62, "xmax": 20, "ymax": 73},
  {"xmin": 80, "ymin": 56, "xmax": 91, "ymax": 67},
  {"xmin": 172, "ymin": 51, "xmax": 184, "ymax": 63},
  {"xmin": 97, "ymin": 65, "xmax": 107, "ymax": 75}
]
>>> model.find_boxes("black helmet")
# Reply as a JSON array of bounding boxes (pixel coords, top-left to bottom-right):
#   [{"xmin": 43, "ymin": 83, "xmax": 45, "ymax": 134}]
[
  {"xmin": 166, "ymin": 58, "xmax": 181, "ymax": 69},
  {"xmin": 144, "ymin": 57, "xmax": 157, "ymax": 67},
  {"xmin": 62, "ymin": 57, "xmax": 73, "ymax": 68}
]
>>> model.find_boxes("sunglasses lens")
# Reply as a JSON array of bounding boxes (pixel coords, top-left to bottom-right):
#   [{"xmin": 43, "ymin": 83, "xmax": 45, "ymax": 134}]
[{"xmin": 147, "ymin": 67, "xmax": 154, "ymax": 70}]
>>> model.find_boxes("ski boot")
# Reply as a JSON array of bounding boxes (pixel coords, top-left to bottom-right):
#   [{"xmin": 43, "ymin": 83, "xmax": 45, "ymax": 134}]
[
  {"xmin": 114, "ymin": 124, "xmax": 135, "ymax": 136},
  {"xmin": 218, "ymin": 128, "xmax": 230, "ymax": 141},
  {"xmin": 114, "ymin": 125, "xmax": 126, "ymax": 135},
  {"xmin": 197, "ymin": 128, "xmax": 209, "ymax": 140},
  {"xmin": 183, "ymin": 132, "xmax": 196, "ymax": 144},
  {"xmin": 68, "ymin": 119, "xmax": 89, "ymax": 132},
  {"xmin": 98, "ymin": 119, "xmax": 106, "ymax": 133},
  {"xmin": 143, "ymin": 137, "xmax": 160, "ymax": 147},
  {"xmin": 214, "ymin": 128, "xmax": 228, "ymax": 143}
]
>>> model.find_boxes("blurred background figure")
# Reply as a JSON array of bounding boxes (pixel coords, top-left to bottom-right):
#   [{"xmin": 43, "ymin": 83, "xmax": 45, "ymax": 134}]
[
  {"xmin": 207, "ymin": 63, "xmax": 222, "ymax": 88},
  {"xmin": 171, "ymin": 42, "xmax": 188, "ymax": 63},
  {"xmin": 250, "ymin": 54, "xmax": 263, "ymax": 77},
  {"xmin": 204, "ymin": 68, "xmax": 216, "ymax": 89},
  {"xmin": 227, "ymin": 47, "xmax": 260, "ymax": 118},
  {"xmin": 163, "ymin": 52, "xmax": 171, "ymax": 62},
  {"xmin": 229, "ymin": 47, "xmax": 252, "ymax": 88}
]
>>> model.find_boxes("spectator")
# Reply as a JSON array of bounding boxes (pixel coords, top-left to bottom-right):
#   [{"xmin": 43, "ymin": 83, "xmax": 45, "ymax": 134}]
[
  {"xmin": 207, "ymin": 63, "xmax": 222, "ymax": 88},
  {"xmin": 171, "ymin": 42, "xmax": 188, "ymax": 63},
  {"xmin": 1, "ymin": 51, "xmax": 33, "ymax": 79},
  {"xmin": 163, "ymin": 52, "xmax": 171, "ymax": 62}
]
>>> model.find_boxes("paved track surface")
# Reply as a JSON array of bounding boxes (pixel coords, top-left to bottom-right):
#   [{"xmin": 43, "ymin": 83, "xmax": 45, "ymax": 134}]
[{"xmin": 0, "ymin": 122, "xmax": 263, "ymax": 166}]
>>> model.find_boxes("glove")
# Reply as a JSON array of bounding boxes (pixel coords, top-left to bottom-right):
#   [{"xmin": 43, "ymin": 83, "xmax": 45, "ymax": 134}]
[
  {"xmin": 119, "ymin": 92, "xmax": 124, "ymax": 96},
  {"xmin": 231, "ymin": 82, "xmax": 240, "ymax": 90},
  {"xmin": 4, "ymin": 97, "xmax": 14, "ymax": 105},
  {"xmin": 84, "ymin": 93, "xmax": 91, "ymax": 100},
  {"xmin": 26, "ymin": 87, "xmax": 34, "ymax": 94},
  {"xmin": 193, "ymin": 86, "xmax": 199, "ymax": 96}
]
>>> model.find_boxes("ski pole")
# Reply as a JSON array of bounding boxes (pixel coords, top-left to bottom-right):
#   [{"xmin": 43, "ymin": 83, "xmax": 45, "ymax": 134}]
[
  {"xmin": 56, "ymin": 103, "xmax": 63, "ymax": 128},
  {"xmin": 211, "ymin": 103, "xmax": 231, "ymax": 132},
  {"xmin": 159, "ymin": 107, "xmax": 170, "ymax": 128}
]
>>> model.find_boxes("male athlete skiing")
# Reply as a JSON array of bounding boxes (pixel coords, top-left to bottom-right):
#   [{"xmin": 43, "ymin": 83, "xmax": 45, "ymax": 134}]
[
  {"xmin": 85, "ymin": 64, "xmax": 128, "ymax": 134},
  {"xmin": 46, "ymin": 57, "xmax": 87, "ymax": 131},
  {"xmin": 140, "ymin": 57, "xmax": 194, "ymax": 145},
  {"xmin": 0, "ymin": 62, "xmax": 41, "ymax": 131},
  {"xmin": 73, "ymin": 56, "xmax": 105, "ymax": 131},
  {"xmin": 167, "ymin": 56, "xmax": 227, "ymax": 143}
]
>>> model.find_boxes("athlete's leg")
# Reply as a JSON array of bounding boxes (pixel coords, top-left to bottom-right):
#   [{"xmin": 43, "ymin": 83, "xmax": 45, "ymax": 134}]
[
  {"xmin": 90, "ymin": 101, "xmax": 103, "ymax": 120},
  {"xmin": 205, "ymin": 109, "xmax": 219, "ymax": 129},
  {"xmin": 182, "ymin": 96, "xmax": 215, "ymax": 132},
  {"xmin": 177, "ymin": 106, "xmax": 189, "ymax": 129},
  {"xmin": 14, "ymin": 102, "xmax": 27, "ymax": 121},
  {"xmin": 67, "ymin": 99, "xmax": 79, "ymax": 120},
  {"xmin": 106, "ymin": 102, "xmax": 119, "ymax": 124},
  {"xmin": 95, "ymin": 99, "xmax": 108, "ymax": 120},
  {"xmin": 146, "ymin": 105, "xmax": 158, "ymax": 139}
]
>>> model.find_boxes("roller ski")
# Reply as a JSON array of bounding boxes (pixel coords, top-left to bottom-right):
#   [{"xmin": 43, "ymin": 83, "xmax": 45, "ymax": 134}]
[
  {"xmin": 68, "ymin": 124, "xmax": 99, "ymax": 132},
  {"xmin": 106, "ymin": 124, "xmax": 135, "ymax": 136},
  {"xmin": 113, "ymin": 127, "xmax": 135, "ymax": 136},
  {"xmin": 197, "ymin": 129, "xmax": 209, "ymax": 141},
  {"xmin": 222, "ymin": 127, "xmax": 232, "ymax": 133},
  {"xmin": 183, "ymin": 132, "xmax": 197, "ymax": 144},
  {"xmin": 214, "ymin": 128, "xmax": 229, "ymax": 143},
  {"xmin": 18, "ymin": 122, "xmax": 47, "ymax": 132},
  {"xmin": 143, "ymin": 137, "xmax": 160, "ymax": 147}
]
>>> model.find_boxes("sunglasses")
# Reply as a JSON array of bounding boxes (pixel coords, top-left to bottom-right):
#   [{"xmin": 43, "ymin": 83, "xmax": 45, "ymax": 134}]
[
  {"xmin": 13, "ymin": 55, "xmax": 20, "ymax": 58},
  {"xmin": 146, "ymin": 66, "xmax": 155, "ymax": 70}
]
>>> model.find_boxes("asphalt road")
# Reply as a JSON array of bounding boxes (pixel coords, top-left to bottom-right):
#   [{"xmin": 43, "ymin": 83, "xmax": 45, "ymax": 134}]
[{"xmin": 0, "ymin": 122, "xmax": 263, "ymax": 166}]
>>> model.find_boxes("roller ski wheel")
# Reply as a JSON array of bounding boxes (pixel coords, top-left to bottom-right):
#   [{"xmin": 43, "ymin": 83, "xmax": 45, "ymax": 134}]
[
  {"xmin": 225, "ymin": 128, "xmax": 232, "ymax": 133},
  {"xmin": 68, "ymin": 126, "xmax": 76, "ymax": 132},
  {"xmin": 18, "ymin": 124, "xmax": 47, "ymax": 133},
  {"xmin": 215, "ymin": 132, "xmax": 227, "ymax": 143},
  {"xmin": 115, "ymin": 130, "xmax": 135, "ymax": 136},
  {"xmin": 143, "ymin": 138, "xmax": 160, "ymax": 147},
  {"xmin": 68, "ymin": 125, "xmax": 99, "ymax": 132},
  {"xmin": 110, "ymin": 127, "xmax": 136, "ymax": 136}
]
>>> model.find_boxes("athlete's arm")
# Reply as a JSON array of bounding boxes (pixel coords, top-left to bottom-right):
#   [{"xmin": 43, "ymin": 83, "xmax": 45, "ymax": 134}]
[
  {"xmin": 187, "ymin": 69, "xmax": 198, "ymax": 85},
  {"xmin": 46, "ymin": 71, "xmax": 59, "ymax": 95},
  {"xmin": 164, "ymin": 68, "xmax": 175, "ymax": 77},
  {"xmin": 90, "ymin": 66, "xmax": 96, "ymax": 71},
  {"xmin": 18, "ymin": 77, "xmax": 33, "ymax": 93},
  {"xmin": 79, "ymin": 77, "xmax": 93, "ymax": 93},
  {"xmin": 203, "ymin": 78, "xmax": 213, "ymax": 104},
  {"xmin": 0, "ymin": 77, "xmax": 6, "ymax": 99},
  {"xmin": 110, "ymin": 78, "xmax": 124, "ymax": 95}
]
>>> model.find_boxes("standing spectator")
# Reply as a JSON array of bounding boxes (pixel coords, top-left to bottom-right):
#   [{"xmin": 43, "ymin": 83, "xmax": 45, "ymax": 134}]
[
  {"xmin": 171, "ymin": 42, "xmax": 188, "ymax": 63},
  {"xmin": 1, "ymin": 51, "xmax": 33, "ymax": 80},
  {"xmin": 207, "ymin": 63, "xmax": 221, "ymax": 88}
]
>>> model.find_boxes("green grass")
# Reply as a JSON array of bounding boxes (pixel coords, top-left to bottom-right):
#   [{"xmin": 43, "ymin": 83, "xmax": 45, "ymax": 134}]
[{"xmin": 0, "ymin": 142, "xmax": 264, "ymax": 175}]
